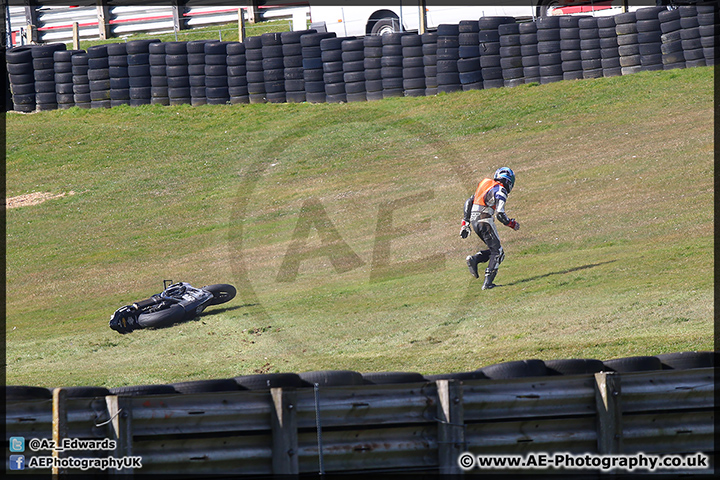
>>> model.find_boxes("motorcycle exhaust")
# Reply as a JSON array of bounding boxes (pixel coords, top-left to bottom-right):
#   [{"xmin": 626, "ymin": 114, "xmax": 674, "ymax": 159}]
[{"xmin": 133, "ymin": 297, "xmax": 162, "ymax": 310}]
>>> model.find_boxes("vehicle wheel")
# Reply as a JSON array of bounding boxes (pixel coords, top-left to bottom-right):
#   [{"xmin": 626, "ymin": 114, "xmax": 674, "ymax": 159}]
[
  {"xmin": 536, "ymin": 0, "xmax": 564, "ymax": 18},
  {"xmin": 137, "ymin": 304, "xmax": 186, "ymax": 329},
  {"xmin": 371, "ymin": 17, "xmax": 400, "ymax": 36},
  {"xmin": 203, "ymin": 284, "xmax": 237, "ymax": 305}
]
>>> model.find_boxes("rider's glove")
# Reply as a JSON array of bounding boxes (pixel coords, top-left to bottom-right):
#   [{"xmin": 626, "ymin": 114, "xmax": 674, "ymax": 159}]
[
  {"xmin": 460, "ymin": 220, "xmax": 471, "ymax": 239},
  {"xmin": 507, "ymin": 219, "xmax": 520, "ymax": 231}
]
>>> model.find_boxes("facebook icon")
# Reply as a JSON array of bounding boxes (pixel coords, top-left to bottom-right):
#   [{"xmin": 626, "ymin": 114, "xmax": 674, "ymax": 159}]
[{"xmin": 9, "ymin": 455, "xmax": 25, "ymax": 470}]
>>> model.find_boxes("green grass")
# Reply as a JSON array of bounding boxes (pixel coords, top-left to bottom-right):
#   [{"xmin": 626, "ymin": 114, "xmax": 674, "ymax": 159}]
[
  {"xmin": 71, "ymin": 20, "xmax": 295, "ymax": 50},
  {"xmin": 5, "ymin": 66, "xmax": 714, "ymax": 388}
]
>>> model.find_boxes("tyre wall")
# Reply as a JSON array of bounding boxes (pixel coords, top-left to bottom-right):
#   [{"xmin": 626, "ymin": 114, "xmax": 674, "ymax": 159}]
[{"xmin": 6, "ymin": 6, "xmax": 717, "ymax": 112}]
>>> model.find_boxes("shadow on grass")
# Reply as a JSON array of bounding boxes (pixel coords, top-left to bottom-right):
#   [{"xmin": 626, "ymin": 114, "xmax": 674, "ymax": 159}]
[
  {"xmin": 201, "ymin": 304, "xmax": 253, "ymax": 316},
  {"xmin": 502, "ymin": 260, "xmax": 617, "ymax": 287}
]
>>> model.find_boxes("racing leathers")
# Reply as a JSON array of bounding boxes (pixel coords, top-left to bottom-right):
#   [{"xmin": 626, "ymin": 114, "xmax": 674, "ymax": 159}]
[{"xmin": 461, "ymin": 178, "xmax": 519, "ymax": 289}]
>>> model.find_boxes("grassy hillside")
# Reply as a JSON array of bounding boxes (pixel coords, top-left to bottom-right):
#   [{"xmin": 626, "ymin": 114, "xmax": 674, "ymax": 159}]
[{"xmin": 5, "ymin": 67, "xmax": 714, "ymax": 388}]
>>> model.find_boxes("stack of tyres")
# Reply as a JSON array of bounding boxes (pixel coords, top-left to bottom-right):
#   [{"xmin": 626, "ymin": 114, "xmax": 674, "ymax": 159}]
[
  {"xmin": 87, "ymin": 45, "xmax": 110, "ymax": 109},
  {"xmin": 381, "ymin": 32, "xmax": 406, "ymax": 98},
  {"xmin": 598, "ymin": 16, "xmax": 621, "ymax": 77},
  {"xmin": 149, "ymin": 42, "xmax": 169, "ymax": 106},
  {"xmin": 245, "ymin": 35, "xmax": 266, "ymax": 103},
  {"xmin": 537, "ymin": 15, "xmax": 563, "ymax": 84},
  {"xmin": 262, "ymin": 33, "xmax": 286, "ymax": 103},
  {"xmin": 342, "ymin": 38, "xmax": 367, "ymax": 102},
  {"xmin": 659, "ymin": 8, "xmax": 685, "ymax": 70},
  {"xmin": 282, "ymin": 30, "xmax": 315, "ymax": 103},
  {"xmin": 34, "ymin": 43, "xmax": 66, "ymax": 111},
  {"xmin": 697, "ymin": 4, "xmax": 718, "ymax": 65},
  {"xmin": 363, "ymin": 35, "xmax": 384, "ymax": 101},
  {"xmin": 560, "ymin": 15, "xmax": 584, "ymax": 81},
  {"xmin": 436, "ymin": 24, "xmax": 461, "ymax": 93},
  {"xmin": 127, "ymin": 39, "xmax": 159, "ymax": 106},
  {"xmin": 519, "ymin": 21, "xmax": 540, "ymax": 84},
  {"xmin": 72, "ymin": 52, "xmax": 91, "ymax": 108},
  {"xmin": 54, "ymin": 50, "xmax": 82, "ymax": 109},
  {"xmin": 188, "ymin": 40, "xmax": 209, "ymax": 106},
  {"xmin": 227, "ymin": 42, "xmax": 249, "ymax": 104},
  {"xmin": 7, "ymin": 46, "xmax": 36, "ymax": 112},
  {"xmin": 635, "ymin": 6, "xmax": 666, "ymax": 72},
  {"xmin": 322, "ymin": 36, "xmax": 350, "ymax": 103},
  {"xmin": 458, "ymin": 20, "xmax": 482, "ymax": 91},
  {"xmin": 615, "ymin": 12, "xmax": 641, "ymax": 75},
  {"xmin": 479, "ymin": 16, "xmax": 515, "ymax": 89},
  {"xmin": 422, "ymin": 32, "xmax": 438, "ymax": 96},
  {"xmin": 165, "ymin": 41, "xmax": 191, "ymax": 105},
  {"xmin": 107, "ymin": 42, "xmax": 130, "ymax": 107},
  {"xmin": 499, "ymin": 22, "xmax": 523, "ymax": 87},
  {"xmin": 401, "ymin": 34, "xmax": 425, "ymax": 97},
  {"xmin": 578, "ymin": 17, "xmax": 603, "ymax": 79},
  {"xmin": 205, "ymin": 42, "xmax": 230, "ymax": 105},
  {"xmin": 302, "ymin": 32, "xmax": 335, "ymax": 103},
  {"xmin": 679, "ymin": 5, "xmax": 705, "ymax": 67}
]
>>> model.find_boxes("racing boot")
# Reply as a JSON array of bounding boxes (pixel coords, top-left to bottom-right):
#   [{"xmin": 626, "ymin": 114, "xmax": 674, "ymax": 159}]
[
  {"xmin": 482, "ymin": 268, "xmax": 498, "ymax": 290},
  {"xmin": 466, "ymin": 255, "xmax": 479, "ymax": 278},
  {"xmin": 467, "ymin": 250, "xmax": 491, "ymax": 279}
]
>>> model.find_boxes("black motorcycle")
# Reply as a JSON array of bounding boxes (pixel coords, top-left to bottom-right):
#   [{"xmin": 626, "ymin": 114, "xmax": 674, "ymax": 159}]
[{"xmin": 109, "ymin": 281, "xmax": 236, "ymax": 334}]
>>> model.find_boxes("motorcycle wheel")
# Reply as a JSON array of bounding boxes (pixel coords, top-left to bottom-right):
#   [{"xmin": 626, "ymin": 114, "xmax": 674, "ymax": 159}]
[
  {"xmin": 137, "ymin": 304, "xmax": 186, "ymax": 329},
  {"xmin": 203, "ymin": 284, "xmax": 237, "ymax": 305}
]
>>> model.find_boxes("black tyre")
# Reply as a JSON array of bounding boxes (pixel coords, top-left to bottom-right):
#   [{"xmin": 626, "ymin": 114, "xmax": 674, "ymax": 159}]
[
  {"xmin": 425, "ymin": 370, "xmax": 488, "ymax": 381},
  {"xmin": 109, "ymin": 384, "xmax": 178, "ymax": 396},
  {"xmin": 655, "ymin": 351, "xmax": 716, "ymax": 370},
  {"xmin": 203, "ymin": 284, "xmax": 237, "ymax": 306},
  {"xmin": 545, "ymin": 359, "xmax": 605, "ymax": 376},
  {"xmin": 5, "ymin": 385, "xmax": 52, "ymax": 400},
  {"xmin": 6, "ymin": 46, "xmax": 34, "ymax": 63},
  {"xmin": 137, "ymin": 304, "xmax": 186, "ymax": 329},
  {"xmin": 54, "ymin": 386, "xmax": 111, "ymax": 398},
  {"xmin": 481, "ymin": 359, "xmax": 548, "ymax": 379},
  {"xmin": 299, "ymin": 370, "xmax": 364, "ymax": 387},
  {"xmin": 235, "ymin": 373, "xmax": 304, "ymax": 390},
  {"xmin": 170, "ymin": 378, "xmax": 242, "ymax": 394},
  {"xmin": 603, "ymin": 356, "xmax": 662, "ymax": 373},
  {"xmin": 361, "ymin": 371, "xmax": 426, "ymax": 385}
]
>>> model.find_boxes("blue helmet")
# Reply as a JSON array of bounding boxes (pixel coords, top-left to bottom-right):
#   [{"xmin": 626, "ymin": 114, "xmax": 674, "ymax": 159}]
[{"xmin": 493, "ymin": 167, "xmax": 515, "ymax": 193}]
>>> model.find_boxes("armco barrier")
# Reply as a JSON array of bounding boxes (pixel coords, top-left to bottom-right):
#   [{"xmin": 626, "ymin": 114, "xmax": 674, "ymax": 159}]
[
  {"xmin": 5, "ymin": 6, "xmax": 718, "ymax": 112},
  {"xmin": 5, "ymin": 367, "xmax": 714, "ymax": 475}
]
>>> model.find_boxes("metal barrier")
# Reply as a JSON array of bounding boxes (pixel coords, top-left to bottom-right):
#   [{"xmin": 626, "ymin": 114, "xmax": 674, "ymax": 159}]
[
  {"xmin": 5, "ymin": 3, "xmax": 309, "ymax": 47},
  {"xmin": 5, "ymin": 368, "xmax": 714, "ymax": 475}
]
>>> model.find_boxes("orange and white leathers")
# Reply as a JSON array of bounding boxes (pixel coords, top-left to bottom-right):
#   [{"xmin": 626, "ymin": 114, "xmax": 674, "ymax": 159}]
[{"xmin": 465, "ymin": 178, "xmax": 508, "ymax": 272}]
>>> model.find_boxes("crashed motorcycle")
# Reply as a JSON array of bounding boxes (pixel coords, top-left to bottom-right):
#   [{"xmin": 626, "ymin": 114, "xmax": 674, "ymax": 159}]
[{"xmin": 109, "ymin": 281, "xmax": 236, "ymax": 334}]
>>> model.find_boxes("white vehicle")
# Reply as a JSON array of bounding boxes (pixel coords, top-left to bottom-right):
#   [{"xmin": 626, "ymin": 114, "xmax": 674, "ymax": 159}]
[
  {"xmin": 309, "ymin": 3, "xmax": 533, "ymax": 37},
  {"xmin": 308, "ymin": 1, "xmax": 646, "ymax": 37}
]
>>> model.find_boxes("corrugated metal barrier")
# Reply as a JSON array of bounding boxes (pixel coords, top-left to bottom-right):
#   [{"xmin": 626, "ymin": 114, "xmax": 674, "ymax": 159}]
[{"xmin": 5, "ymin": 368, "xmax": 714, "ymax": 475}]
